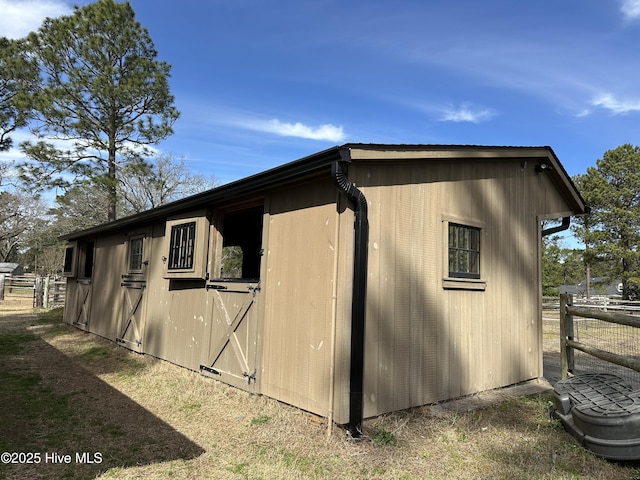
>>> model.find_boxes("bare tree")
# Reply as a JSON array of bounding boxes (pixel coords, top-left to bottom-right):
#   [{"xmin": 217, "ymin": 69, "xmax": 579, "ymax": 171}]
[
  {"xmin": 48, "ymin": 183, "xmax": 111, "ymax": 236},
  {"xmin": 0, "ymin": 189, "xmax": 45, "ymax": 262},
  {"xmin": 119, "ymin": 153, "xmax": 217, "ymax": 214}
]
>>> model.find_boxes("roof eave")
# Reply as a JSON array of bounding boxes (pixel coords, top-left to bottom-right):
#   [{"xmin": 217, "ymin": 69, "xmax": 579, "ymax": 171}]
[
  {"xmin": 60, "ymin": 146, "xmax": 343, "ymax": 240},
  {"xmin": 61, "ymin": 144, "xmax": 587, "ymax": 240}
]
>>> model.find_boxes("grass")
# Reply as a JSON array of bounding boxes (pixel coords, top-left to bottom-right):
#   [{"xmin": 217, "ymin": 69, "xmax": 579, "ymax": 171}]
[
  {"xmin": 0, "ymin": 305, "xmax": 639, "ymax": 479},
  {"xmin": 36, "ymin": 306, "xmax": 64, "ymax": 325},
  {"xmin": 251, "ymin": 414, "xmax": 272, "ymax": 425},
  {"xmin": 0, "ymin": 316, "xmax": 80, "ymax": 480},
  {"xmin": 0, "ymin": 331, "xmax": 37, "ymax": 354},
  {"xmin": 0, "ymin": 370, "xmax": 76, "ymax": 448},
  {"xmin": 371, "ymin": 428, "xmax": 397, "ymax": 446}
]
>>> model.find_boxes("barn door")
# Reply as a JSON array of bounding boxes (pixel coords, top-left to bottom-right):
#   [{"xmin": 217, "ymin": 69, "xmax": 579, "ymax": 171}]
[
  {"xmin": 117, "ymin": 277, "xmax": 146, "ymax": 352},
  {"xmin": 200, "ymin": 280, "xmax": 260, "ymax": 392},
  {"xmin": 72, "ymin": 279, "xmax": 92, "ymax": 330},
  {"xmin": 71, "ymin": 240, "xmax": 95, "ymax": 330},
  {"xmin": 117, "ymin": 233, "xmax": 149, "ymax": 353}
]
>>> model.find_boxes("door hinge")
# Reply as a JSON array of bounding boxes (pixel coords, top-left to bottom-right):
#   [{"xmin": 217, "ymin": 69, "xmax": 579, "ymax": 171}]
[{"xmin": 243, "ymin": 369, "xmax": 257, "ymax": 385}]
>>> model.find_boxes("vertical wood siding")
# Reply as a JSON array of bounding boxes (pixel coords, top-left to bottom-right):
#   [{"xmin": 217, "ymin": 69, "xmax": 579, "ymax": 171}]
[
  {"xmin": 352, "ymin": 158, "xmax": 572, "ymax": 418},
  {"xmin": 86, "ymin": 235, "xmax": 127, "ymax": 340},
  {"xmin": 63, "ymin": 149, "xmax": 579, "ymax": 425},
  {"xmin": 261, "ymin": 179, "xmax": 342, "ymax": 416}
]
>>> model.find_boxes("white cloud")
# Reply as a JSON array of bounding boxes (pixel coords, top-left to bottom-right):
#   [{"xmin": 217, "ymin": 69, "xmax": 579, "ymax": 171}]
[
  {"xmin": 621, "ymin": 0, "xmax": 640, "ymax": 20},
  {"xmin": 591, "ymin": 93, "xmax": 640, "ymax": 114},
  {"xmin": 439, "ymin": 104, "xmax": 496, "ymax": 123},
  {"xmin": 256, "ymin": 119, "xmax": 345, "ymax": 141},
  {"xmin": 174, "ymin": 100, "xmax": 348, "ymax": 143},
  {"xmin": 0, "ymin": 0, "xmax": 71, "ymax": 39},
  {"xmin": 234, "ymin": 117, "xmax": 345, "ymax": 142}
]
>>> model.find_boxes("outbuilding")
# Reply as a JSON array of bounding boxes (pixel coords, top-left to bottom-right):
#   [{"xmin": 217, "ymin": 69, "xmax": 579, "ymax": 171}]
[
  {"xmin": 61, "ymin": 144, "xmax": 586, "ymax": 435},
  {"xmin": 0, "ymin": 263, "xmax": 23, "ymax": 275}
]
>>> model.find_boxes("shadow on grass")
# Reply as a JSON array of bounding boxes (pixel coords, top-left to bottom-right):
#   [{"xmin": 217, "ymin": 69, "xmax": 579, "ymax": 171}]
[{"xmin": 0, "ymin": 327, "xmax": 205, "ymax": 480}]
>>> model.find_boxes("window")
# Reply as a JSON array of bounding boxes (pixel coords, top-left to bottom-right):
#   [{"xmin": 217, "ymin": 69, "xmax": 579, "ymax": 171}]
[
  {"xmin": 168, "ymin": 221, "xmax": 196, "ymax": 270},
  {"xmin": 163, "ymin": 214, "xmax": 209, "ymax": 279},
  {"xmin": 62, "ymin": 243, "xmax": 77, "ymax": 277},
  {"xmin": 62, "ymin": 240, "xmax": 94, "ymax": 278},
  {"xmin": 448, "ymin": 223, "xmax": 480, "ymax": 279},
  {"xmin": 128, "ymin": 237, "xmax": 144, "ymax": 272},
  {"xmin": 212, "ymin": 205, "xmax": 264, "ymax": 281}
]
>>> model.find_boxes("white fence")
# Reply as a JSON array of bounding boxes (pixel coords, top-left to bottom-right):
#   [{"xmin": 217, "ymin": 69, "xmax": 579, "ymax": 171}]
[{"xmin": 0, "ymin": 274, "xmax": 66, "ymax": 308}]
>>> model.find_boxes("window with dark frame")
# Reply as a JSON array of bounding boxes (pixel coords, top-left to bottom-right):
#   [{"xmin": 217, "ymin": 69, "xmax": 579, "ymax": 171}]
[
  {"xmin": 448, "ymin": 223, "xmax": 480, "ymax": 279},
  {"xmin": 168, "ymin": 221, "xmax": 196, "ymax": 270},
  {"xmin": 129, "ymin": 237, "xmax": 144, "ymax": 272},
  {"xmin": 63, "ymin": 244, "xmax": 75, "ymax": 276}
]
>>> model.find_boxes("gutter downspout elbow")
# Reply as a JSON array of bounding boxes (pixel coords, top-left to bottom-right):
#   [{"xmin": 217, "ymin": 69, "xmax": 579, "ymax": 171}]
[
  {"xmin": 332, "ymin": 152, "xmax": 368, "ymax": 439},
  {"xmin": 542, "ymin": 217, "xmax": 571, "ymax": 237}
]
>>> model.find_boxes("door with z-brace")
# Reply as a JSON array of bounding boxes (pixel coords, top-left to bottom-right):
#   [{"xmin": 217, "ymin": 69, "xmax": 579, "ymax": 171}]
[{"xmin": 200, "ymin": 280, "xmax": 260, "ymax": 393}]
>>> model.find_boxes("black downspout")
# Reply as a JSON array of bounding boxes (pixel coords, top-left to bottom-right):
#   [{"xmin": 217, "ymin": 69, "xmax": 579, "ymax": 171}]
[
  {"xmin": 542, "ymin": 217, "xmax": 571, "ymax": 237},
  {"xmin": 332, "ymin": 150, "xmax": 368, "ymax": 439}
]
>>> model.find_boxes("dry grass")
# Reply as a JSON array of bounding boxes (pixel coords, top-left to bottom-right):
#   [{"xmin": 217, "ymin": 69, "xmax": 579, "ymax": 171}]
[{"xmin": 0, "ymin": 303, "xmax": 639, "ymax": 479}]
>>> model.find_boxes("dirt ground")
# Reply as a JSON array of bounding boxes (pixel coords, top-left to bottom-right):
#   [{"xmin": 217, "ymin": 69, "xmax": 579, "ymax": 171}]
[{"xmin": 0, "ymin": 300, "xmax": 638, "ymax": 480}]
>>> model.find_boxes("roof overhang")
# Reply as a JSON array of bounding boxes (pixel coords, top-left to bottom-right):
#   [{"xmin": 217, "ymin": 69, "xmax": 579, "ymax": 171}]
[
  {"xmin": 61, "ymin": 146, "xmax": 344, "ymax": 240},
  {"xmin": 61, "ymin": 144, "xmax": 587, "ymax": 241},
  {"xmin": 342, "ymin": 143, "xmax": 587, "ymax": 215}
]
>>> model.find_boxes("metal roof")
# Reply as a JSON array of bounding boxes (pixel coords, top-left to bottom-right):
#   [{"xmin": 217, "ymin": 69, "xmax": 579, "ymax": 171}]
[{"xmin": 0, "ymin": 263, "xmax": 21, "ymax": 274}]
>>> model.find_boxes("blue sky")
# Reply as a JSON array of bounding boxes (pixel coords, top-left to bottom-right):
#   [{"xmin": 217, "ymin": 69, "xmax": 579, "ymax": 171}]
[{"xmin": 3, "ymin": 0, "xmax": 640, "ymax": 188}]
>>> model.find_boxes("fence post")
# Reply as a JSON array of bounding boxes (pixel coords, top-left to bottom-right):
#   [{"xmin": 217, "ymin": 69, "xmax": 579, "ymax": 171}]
[
  {"xmin": 34, "ymin": 276, "xmax": 43, "ymax": 308},
  {"xmin": 53, "ymin": 280, "xmax": 61, "ymax": 304},
  {"xmin": 44, "ymin": 276, "xmax": 50, "ymax": 309},
  {"xmin": 560, "ymin": 293, "xmax": 575, "ymax": 379},
  {"xmin": 0, "ymin": 274, "xmax": 4, "ymax": 301}
]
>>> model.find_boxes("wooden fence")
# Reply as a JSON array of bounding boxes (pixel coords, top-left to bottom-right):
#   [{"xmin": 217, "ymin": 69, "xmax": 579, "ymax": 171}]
[
  {"xmin": 560, "ymin": 293, "xmax": 640, "ymax": 381},
  {"xmin": 0, "ymin": 274, "xmax": 66, "ymax": 308}
]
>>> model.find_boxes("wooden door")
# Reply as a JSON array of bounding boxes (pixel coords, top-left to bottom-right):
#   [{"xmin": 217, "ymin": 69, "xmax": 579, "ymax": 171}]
[
  {"xmin": 200, "ymin": 280, "xmax": 260, "ymax": 392},
  {"xmin": 117, "ymin": 276, "xmax": 146, "ymax": 352},
  {"xmin": 71, "ymin": 279, "xmax": 92, "ymax": 330}
]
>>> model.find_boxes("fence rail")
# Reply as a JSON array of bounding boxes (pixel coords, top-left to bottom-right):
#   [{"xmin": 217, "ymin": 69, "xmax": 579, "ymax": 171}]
[
  {"xmin": 560, "ymin": 293, "xmax": 640, "ymax": 382},
  {"xmin": 0, "ymin": 274, "xmax": 66, "ymax": 308}
]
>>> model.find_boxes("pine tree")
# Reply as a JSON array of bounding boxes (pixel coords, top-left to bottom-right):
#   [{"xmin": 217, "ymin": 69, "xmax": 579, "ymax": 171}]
[
  {"xmin": 0, "ymin": 37, "xmax": 38, "ymax": 153},
  {"xmin": 574, "ymin": 144, "xmax": 640, "ymax": 299},
  {"xmin": 19, "ymin": 0, "xmax": 179, "ymax": 221}
]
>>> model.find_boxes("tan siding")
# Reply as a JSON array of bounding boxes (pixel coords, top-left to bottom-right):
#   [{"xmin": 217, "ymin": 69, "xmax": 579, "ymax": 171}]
[
  {"xmin": 145, "ymin": 226, "xmax": 209, "ymax": 370},
  {"xmin": 261, "ymin": 179, "xmax": 341, "ymax": 416},
  {"xmin": 332, "ymin": 196, "xmax": 355, "ymax": 425},
  {"xmin": 141, "ymin": 232, "xmax": 171, "ymax": 361},
  {"xmin": 146, "ymin": 285, "xmax": 207, "ymax": 370},
  {"xmin": 353, "ymin": 158, "xmax": 552, "ymax": 418},
  {"xmin": 64, "ymin": 146, "xmax": 583, "ymax": 426},
  {"xmin": 88, "ymin": 234, "xmax": 127, "ymax": 340}
]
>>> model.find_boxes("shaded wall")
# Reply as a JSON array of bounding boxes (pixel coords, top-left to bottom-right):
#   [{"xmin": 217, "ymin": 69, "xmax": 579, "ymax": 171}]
[{"xmin": 350, "ymin": 158, "xmax": 574, "ymax": 418}]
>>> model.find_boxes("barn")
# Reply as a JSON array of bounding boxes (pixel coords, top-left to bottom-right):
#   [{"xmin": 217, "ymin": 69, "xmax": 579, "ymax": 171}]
[{"xmin": 61, "ymin": 144, "xmax": 586, "ymax": 435}]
